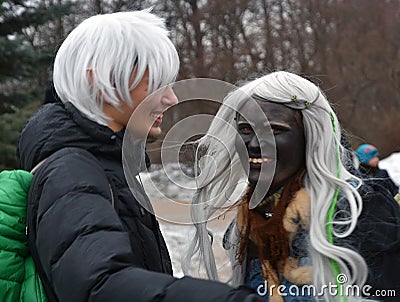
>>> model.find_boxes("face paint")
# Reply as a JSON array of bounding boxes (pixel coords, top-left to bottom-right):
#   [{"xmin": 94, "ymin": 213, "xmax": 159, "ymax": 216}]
[{"xmin": 235, "ymin": 100, "xmax": 306, "ymax": 196}]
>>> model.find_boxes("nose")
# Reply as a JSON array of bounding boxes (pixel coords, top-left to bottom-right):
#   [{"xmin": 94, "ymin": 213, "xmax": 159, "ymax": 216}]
[
  {"xmin": 160, "ymin": 86, "xmax": 178, "ymax": 108},
  {"xmin": 247, "ymin": 135, "xmax": 261, "ymax": 155},
  {"xmin": 247, "ymin": 132, "xmax": 274, "ymax": 156}
]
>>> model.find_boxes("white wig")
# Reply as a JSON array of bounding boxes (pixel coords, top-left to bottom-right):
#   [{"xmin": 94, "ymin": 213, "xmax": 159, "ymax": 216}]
[
  {"xmin": 183, "ymin": 71, "xmax": 369, "ymax": 302},
  {"xmin": 53, "ymin": 9, "xmax": 179, "ymax": 125}
]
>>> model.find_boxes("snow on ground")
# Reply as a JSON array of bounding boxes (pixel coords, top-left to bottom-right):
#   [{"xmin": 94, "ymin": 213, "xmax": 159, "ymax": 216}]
[
  {"xmin": 139, "ymin": 163, "xmax": 236, "ymax": 281},
  {"xmin": 139, "ymin": 163, "xmax": 197, "ymax": 202},
  {"xmin": 158, "ymin": 221, "xmax": 234, "ymax": 281},
  {"xmin": 380, "ymin": 152, "xmax": 400, "ymax": 190}
]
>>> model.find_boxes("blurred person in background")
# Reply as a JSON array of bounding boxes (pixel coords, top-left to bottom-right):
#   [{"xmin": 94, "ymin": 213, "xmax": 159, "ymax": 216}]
[{"xmin": 355, "ymin": 144, "xmax": 398, "ymax": 196}]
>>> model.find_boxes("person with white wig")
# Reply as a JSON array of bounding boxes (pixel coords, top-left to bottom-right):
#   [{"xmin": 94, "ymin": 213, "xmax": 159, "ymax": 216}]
[
  {"xmin": 17, "ymin": 10, "xmax": 262, "ymax": 302},
  {"xmin": 183, "ymin": 71, "xmax": 400, "ymax": 301}
]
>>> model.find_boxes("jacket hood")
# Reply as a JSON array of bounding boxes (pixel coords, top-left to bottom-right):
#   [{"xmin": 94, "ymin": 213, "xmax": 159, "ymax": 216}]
[{"xmin": 18, "ymin": 102, "xmax": 124, "ymax": 171}]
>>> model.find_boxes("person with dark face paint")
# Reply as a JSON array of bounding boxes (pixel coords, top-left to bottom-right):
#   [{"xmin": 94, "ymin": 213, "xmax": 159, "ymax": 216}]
[
  {"xmin": 233, "ymin": 99, "xmax": 313, "ymax": 302},
  {"xmin": 183, "ymin": 71, "xmax": 400, "ymax": 302},
  {"xmin": 235, "ymin": 101, "xmax": 306, "ymax": 194}
]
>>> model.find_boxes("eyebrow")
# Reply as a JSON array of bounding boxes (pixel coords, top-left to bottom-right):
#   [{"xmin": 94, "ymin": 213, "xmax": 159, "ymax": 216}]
[
  {"xmin": 269, "ymin": 121, "xmax": 291, "ymax": 129},
  {"xmin": 237, "ymin": 117, "xmax": 291, "ymax": 129}
]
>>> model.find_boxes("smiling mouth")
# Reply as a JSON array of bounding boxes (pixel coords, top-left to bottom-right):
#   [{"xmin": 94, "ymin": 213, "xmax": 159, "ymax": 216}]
[
  {"xmin": 150, "ymin": 112, "xmax": 163, "ymax": 125},
  {"xmin": 150, "ymin": 112, "xmax": 163, "ymax": 119},
  {"xmin": 248, "ymin": 157, "xmax": 273, "ymax": 164}
]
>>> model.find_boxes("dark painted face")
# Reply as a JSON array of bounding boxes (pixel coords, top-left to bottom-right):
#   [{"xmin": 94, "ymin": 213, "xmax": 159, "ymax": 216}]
[{"xmin": 235, "ymin": 100, "xmax": 306, "ymax": 195}]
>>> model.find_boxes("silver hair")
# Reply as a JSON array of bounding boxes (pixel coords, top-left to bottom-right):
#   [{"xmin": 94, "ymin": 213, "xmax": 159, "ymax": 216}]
[
  {"xmin": 53, "ymin": 9, "xmax": 179, "ymax": 125},
  {"xmin": 183, "ymin": 71, "xmax": 371, "ymax": 302}
]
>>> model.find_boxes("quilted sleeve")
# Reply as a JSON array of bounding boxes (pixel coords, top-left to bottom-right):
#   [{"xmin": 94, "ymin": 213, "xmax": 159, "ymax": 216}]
[{"xmin": 0, "ymin": 170, "xmax": 31, "ymax": 301}]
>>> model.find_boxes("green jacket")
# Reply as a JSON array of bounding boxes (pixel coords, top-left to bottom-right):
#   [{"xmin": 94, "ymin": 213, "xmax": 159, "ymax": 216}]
[{"xmin": 0, "ymin": 170, "xmax": 47, "ymax": 302}]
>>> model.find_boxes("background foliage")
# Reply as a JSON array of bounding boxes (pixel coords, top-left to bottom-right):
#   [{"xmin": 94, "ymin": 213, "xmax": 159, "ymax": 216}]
[{"xmin": 1, "ymin": 0, "xmax": 399, "ymax": 169}]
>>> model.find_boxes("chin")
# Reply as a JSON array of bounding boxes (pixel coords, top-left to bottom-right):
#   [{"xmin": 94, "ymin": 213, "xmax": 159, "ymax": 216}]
[
  {"xmin": 148, "ymin": 127, "xmax": 162, "ymax": 139},
  {"xmin": 248, "ymin": 171, "xmax": 260, "ymax": 185},
  {"xmin": 248, "ymin": 170, "xmax": 276, "ymax": 191}
]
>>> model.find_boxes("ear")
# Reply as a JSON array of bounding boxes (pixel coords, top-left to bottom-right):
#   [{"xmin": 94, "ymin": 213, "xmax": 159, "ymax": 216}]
[
  {"xmin": 86, "ymin": 68, "xmax": 108, "ymax": 104},
  {"xmin": 86, "ymin": 68, "xmax": 94, "ymax": 85}
]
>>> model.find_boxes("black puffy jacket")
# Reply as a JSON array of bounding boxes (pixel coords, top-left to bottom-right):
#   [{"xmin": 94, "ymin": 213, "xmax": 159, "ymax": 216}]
[{"xmin": 18, "ymin": 102, "xmax": 260, "ymax": 302}]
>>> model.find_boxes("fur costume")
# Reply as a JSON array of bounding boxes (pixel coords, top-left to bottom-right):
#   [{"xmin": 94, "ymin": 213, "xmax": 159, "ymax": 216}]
[
  {"xmin": 282, "ymin": 188, "xmax": 312, "ymax": 285},
  {"xmin": 238, "ymin": 188, "xmax": 313, "ymax": 301}
]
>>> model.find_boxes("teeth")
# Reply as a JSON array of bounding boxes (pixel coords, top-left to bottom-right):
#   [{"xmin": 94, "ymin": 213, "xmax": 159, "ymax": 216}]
[
  {"xmin": 150, "ymin": 113, "xmax": 163, "ymax": 119},
  {"xmin": 248, "ymin": 158, "xmax": 271, "ymax": 163}
]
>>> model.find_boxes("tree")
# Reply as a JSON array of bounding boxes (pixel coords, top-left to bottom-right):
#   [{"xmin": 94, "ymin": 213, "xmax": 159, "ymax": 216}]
[
  {"xmin": 0, "ymin": 0, "xmax": 73, "ymax": 169},
  {"xmin": 154, "ymin": 0, "xmax": 400, "ymax": 156},
  {"xmin": 1, "ymin": 0, "xmax": 399, "ymax": 169},
  {"xmin": 0, "ymin": 0, "xmax": 73, "ymax": 113},
  {"xmin": 0, "ymin": 101, "xmax": 41, "ymax": 169}
]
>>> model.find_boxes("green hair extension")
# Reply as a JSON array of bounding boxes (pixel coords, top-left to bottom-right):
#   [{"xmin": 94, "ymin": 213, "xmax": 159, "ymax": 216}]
[{"xmin": 327, "ymin": 112, "xmax": 347, "ymax": 302}]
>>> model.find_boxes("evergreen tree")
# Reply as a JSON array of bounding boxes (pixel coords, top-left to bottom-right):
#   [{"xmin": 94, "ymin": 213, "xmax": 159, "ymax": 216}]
[
  {"xmin": 0, "ymin": 0, "xmax": 73, "ymax": 113},
  {"xmin": 0, "ymin": 0, "xmax": 73, "ymax": 169},
  {"xmin": 0, "ymin": 101, "xmax": 41, "ymax": 169}
]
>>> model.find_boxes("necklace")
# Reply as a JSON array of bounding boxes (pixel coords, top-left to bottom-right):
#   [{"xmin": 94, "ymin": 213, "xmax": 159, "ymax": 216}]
[{"xmin": 255, "ymin": 188, "xmax": 283, "ymax": 219}]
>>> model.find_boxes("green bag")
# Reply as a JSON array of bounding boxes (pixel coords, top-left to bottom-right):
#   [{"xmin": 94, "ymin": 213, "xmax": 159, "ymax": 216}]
[{"xmin": 0, "ymin": 170, "xmax": 47, "ymax": 302}]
